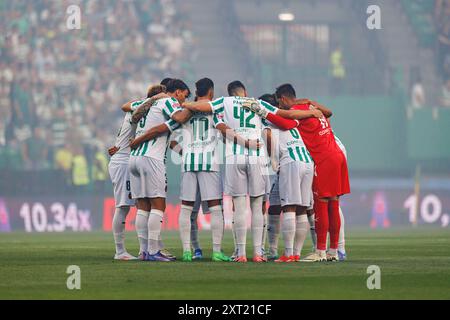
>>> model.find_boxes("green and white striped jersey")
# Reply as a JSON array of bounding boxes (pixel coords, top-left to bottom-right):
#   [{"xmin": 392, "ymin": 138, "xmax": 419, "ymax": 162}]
[
  {"xmin": 131, "ymin": 97, "xmax": 181, "ymax": 161},
  {"xmin": 111, "ymin": 100, "xmax": 142, "ymax": 162},
  {"xmin": 209, "ymin": 96, "xmax": 270, "ymax": 158},
  {"xmin": 264, "ymin": 118, "xmax": 313, "ymax": 166},
  {"xmin": 176, "ymin": 112, "xmax": 223, "ymax": 172}
]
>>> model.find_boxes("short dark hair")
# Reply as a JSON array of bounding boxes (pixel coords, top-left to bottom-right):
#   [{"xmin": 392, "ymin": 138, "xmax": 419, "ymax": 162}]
[
  {"xmin": 160, "ymin": 78, "xmax": 172, "ymax": 87},
  {"xmin": 195, "ymin": 78, "xmax": 214, "ymax": 97},
  {"xmin": 166, "ymin": 78, "xmax": 191, "ymax": 97},
  {"xmin": 227, "ymin": 80, "xmax": 246, "ymax": 96},
  {"xmin": 258, "ymin": 94, "xmax": 277, "ymax": 107},
  {"xmin": 275, "ymin": 83, "xmax": 296, "ymax": 99}
]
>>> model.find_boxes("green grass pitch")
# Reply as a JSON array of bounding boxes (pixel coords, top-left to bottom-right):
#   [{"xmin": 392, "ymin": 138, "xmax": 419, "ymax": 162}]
[{"xmin": 0, "ymin": 228, "xmax": 449, "ymax": 299}]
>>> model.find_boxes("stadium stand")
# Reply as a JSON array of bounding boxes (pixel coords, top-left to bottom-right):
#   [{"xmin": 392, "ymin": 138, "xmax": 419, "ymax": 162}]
[
  {"xmin": 0, "ymin": 0, "xmax": 449, "ymax": 196},
  {"xmin": 0, "ymin": 0, "xmax": 195, "ymax": 189}
]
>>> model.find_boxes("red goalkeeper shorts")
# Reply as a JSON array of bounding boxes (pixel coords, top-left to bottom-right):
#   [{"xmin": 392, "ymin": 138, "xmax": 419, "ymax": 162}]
[{"xmin": 313, "ymin": 151, "xmax": 350, "ymax": 198}]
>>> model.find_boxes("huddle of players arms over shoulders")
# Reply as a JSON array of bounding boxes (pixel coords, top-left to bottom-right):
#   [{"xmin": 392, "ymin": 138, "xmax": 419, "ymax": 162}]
[
  {"xmin": 107, "ymin": 79, "xmax": 349, "ymax": 263},
  {"xmin": 109, "ymin": 83, "xmax": 327, "ymax": 173}
]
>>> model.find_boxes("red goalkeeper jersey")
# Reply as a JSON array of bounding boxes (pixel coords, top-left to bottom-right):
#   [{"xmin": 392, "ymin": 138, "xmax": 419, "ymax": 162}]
[{"xmin": 266, "ymin": 104, "xmax": 341, "ymax": 164}]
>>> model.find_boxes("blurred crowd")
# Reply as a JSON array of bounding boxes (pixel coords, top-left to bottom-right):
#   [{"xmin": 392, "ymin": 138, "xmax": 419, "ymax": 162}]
[
  {"xmin": 436, "ymin": 0, "xmax": 450, "ymax": 107},
  {"xmin": 0, "ymin": 0, "xmax": 196, "ymax": 187}
]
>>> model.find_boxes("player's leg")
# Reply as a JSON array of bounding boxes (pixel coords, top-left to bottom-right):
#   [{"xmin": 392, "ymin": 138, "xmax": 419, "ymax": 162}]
[
  {"xmin": 261, "ymin": 172, "xmax": 272, "ymax": 256},
  {"xmin": 315, "ymin": 198, "xmax": 329, "ymax": 259},
  {"xmin": 267, "ymin": 174, "xmax": 281, "ymax": 260},
  {"xmin": 145, "ymin": 158, "xmax": 173, "ymax": 262},
  {"xmin": 248, "ymin": 161, "xmax": 268, "ymax": 262},
  {"xmin": 109, "ymin": 160, "xmax": 137, "ymax": 260},
  {"xmin": 277, "ymin": 205, "xmax": 296, "ymax": 262},
  {"xmin": 293, "ymin": 206, "xmax": 308, "ymax": 262},
  {"xmin": 112, "ymin": 205, "xmax": 132, "ymax": 259},
  {"xmin": 128, "ymin": 156, "xmax": 150, "ymax": 260},
  {"xmin": 135, "ymin": 198, "xmax": 151, "ymax": 260},
  {"xmin": 336, "ymin": 153, "xmax": 350, "ymax": 261},
  {"xmin": 307, "ymin": 208, "xmax": 317, "ymax": 252},
  {"xmin": 190, "ymin": 188, "xmax": 203, "ymax": 259},
  {"xmin": 225, "ymin": 162, "xmax": 248, "ymax": 262},
  {"xmin": 250, "ymin": 195, "xmax": 265, "ymax": 261},
  {"xmin": 199, "ymin": 171, "xmax": 231, "ymax": 262},
  {"xmin": 302, "ymin": 161, "xmax": 338, "ymax": 262},
  {"xmin": 293, "ymin": 162, "xmax": 314, "ymax": 261},
  {"xmin": 277, "ymin": 162, "xmax": 302, "ymax": 262},
  {"xmin": 262, "ymin": 200, "xmax": 268, "ymax": 256},
  {"xmin": 327, "ymin": 196, "xmax": 341, "ymax": 262},
  {"xmin": 338, "ymin": 205, "xmax": 346, "ymax": 261},
  {"xmin": 267, "ymin": 205, "xmax": 281, "ymax": 260},
  {"xmin": 179, "ymin": 172, "xmax": 198, "ymax": 262},
  {"xmin": 326, "ymin": 153, "xmax": 348, "ymax": 261},
  {"xmin": 230, "ymin": 198, "xmax": 238, "ymax": 259}
]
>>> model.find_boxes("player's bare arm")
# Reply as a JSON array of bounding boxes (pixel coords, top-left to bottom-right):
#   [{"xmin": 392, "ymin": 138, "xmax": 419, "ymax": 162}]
[
  {"xmin": 108, "ymin": 146, "xmax": 120, "ymax": 156},
  {"xmin": 262, "ymin": 128, "xmax": 272, "ymax": 158},
  {"xmin": 263, "ymin": 128, "xmax": 278, "ymax": 172},
  {"xmin": 131, "ymin": 92, "xmax": 170, "ymax": 124},
  {"xmin": 171, "ymin": 108, "xmax": 193, "ymax": 124},
  {"xmin": 121, "ymin": 101, "xmax": 135, "ymax": 113},
  {"xmin": 310, "ymin": 101, "xmax": 333, "ymax": 118},
  {"xmin": 169, "ymin": 140, "xmax": 183, "ymax": 156},
  {"xmin": 275, "ymin": 108, "xmax": 323, "ymax": 120},
  {"xmin": 129, "ymin": 123, "xmax": 171, "ymax": 149},
  {"xmin": 182, "ymin": 101, "xmax": 213, "ymax": 113},
  {"xmin": 216, "ymin": 123, "xmax": 261, "ymax": 150}
]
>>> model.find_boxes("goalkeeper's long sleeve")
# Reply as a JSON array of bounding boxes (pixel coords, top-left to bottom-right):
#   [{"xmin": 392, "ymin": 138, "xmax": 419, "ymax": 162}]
[{"xmin": 266, "ymin": 113, "xmax": 299, "ymax": 130}]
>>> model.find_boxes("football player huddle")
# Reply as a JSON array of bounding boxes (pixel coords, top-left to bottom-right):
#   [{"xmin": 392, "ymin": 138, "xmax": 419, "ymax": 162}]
[{"xmin": 108, "ymin": 77, "xmax": 350, "ymax": 263}]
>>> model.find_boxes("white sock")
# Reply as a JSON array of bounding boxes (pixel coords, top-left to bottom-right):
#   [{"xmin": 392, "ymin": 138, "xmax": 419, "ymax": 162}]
[
  {"xmin": 338, "ymin": 206, "xmax": 346, "ymax": 254},
  {"xmin": 179, "ymin": 205, "xmax": 193, "ymax": 252},
  {"xmin": 268, "ymin": 214, "xmax": 281, "ymax": 256},
  {"xmin": 158, "ymin": 234, "xmax": 164, "ymax": 251},
  {"xmin": 308, "ymin": 214, "xmax": 317, "ymax": 251},
  {"xmin": 135, "ymin": 209, "xmax": 149, "ymax": 254},
  {"xmin": 113, "ymin": 207, "xmax": 129, "ymax": 255},
  {"xmin": 294, "ymin": 214, "xmax": 308, "ymax": 257},
  {"xmin": 233, "ymin": 196, "xmax": 247, "ymax": 257},
  {"xmin": 231, "ymin": 212, "xmax": 237, "ymax": 256},
  {"xmin": 148, "ymin": 209, "xmax": 164, "ymax": 255},
  {"xmin": 190, "ymin": 209, "xmax": 200, "ymax": 250},
  {"xmin": 281, "ymin": 211, "xmax": 296, "ymax": 256},
  {"xmin": 210, "ymin": 205, "xmax": 224, "ymax": 253},
  {"xmin": 250, "ymin": 196, "xmax": 264, "ymax": 256},
  {"xmin": 262, "ymin": 212, "xmax": 268, "ymax": 252}
]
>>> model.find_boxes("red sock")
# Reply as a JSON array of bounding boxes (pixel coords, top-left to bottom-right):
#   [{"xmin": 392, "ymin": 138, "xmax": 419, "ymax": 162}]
[
  {"xmin": 314, "ymin": 200, "xmax": 328, "ymax": 251},
  {"xmin": 328, "ymin": 200, "xmax": 341, "ymax": 250}
]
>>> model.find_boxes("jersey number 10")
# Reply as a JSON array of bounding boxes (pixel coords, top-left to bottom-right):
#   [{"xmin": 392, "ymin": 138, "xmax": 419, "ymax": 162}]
[{"xmin": 190, "ymin": 117, "xmax": 209, "ymax": 141}]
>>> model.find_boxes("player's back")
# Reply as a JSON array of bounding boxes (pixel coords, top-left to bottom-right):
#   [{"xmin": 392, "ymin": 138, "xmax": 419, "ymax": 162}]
[
  {"xmin": 211, "ymin": 96, "xmax": 265, "ymax": 158},
  {"xmin": 181, "ymin": 111, "xmax": 221, "ymax": 172},
  {"xmin": 111, "ymin": 100, "xmax": 144, "ymax": 162},
  {"xmin": 292, "ymin": 104, "xmax": 341, "ymax": 164},
  {"xmin": 132, "ymin": 97, "xmax": 176, "ymax": 160}
]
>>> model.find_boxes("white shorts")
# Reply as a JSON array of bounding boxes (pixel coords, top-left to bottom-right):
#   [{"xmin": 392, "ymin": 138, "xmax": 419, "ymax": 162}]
[
  {"xmin": 279, "ymin": 161, "xmax": 314, "ymax": 207},
  {"xmin": 180, "ymin": 171, "xmax": 223, "ymax": 202},
  {"xmin": 307, "ymin": 190, "xmax": 314, "ymax": 211},
  {"xmin": 224, "ymin": 157, "xmax": 268, "ymax": 197},
  {"xmin": 268, "ymin": 173, "xmax": 281, "ymax": 207},
  {"xmin": 129, "ymin": 156, "xmax": 166, "ymax": 199},
  {"xmin": 108, "ymin": 160, "xmax": 135, "ymax": 208}
]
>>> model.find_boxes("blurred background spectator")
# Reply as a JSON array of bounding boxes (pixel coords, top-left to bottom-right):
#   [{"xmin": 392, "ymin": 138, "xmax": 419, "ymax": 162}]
[
  {"xmin": 410, "ymin": 73, "xmax": 426, "ymax": 109},
  {"xmin": 0, "ymin": 0, "xmax": 195, "ymax": 191},
  {"xmin": 439, "ymin": 78, "xmax": 450, "ymax": 107}
]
